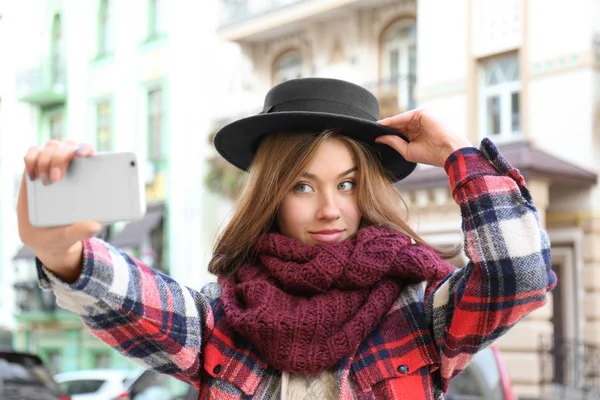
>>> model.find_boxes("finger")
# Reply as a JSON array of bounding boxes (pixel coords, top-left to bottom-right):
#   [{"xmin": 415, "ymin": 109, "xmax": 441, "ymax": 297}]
[
  {"xmin": 375, "ymin": 135, "xmax": 409, "ymax": 159},
  {"xmin": 73, "ymin": 142, "xmax": 96, "ymax": 158},
  {"xmin": 47, "ymin": 141, "xmax": 82, "ymax": 183},
  {"xmin": 16, "ymin": 171, "xmax": 48, "ymax": 245},
  {"xmin": 378, "ymin": 109, "xmax": 422, "ymax": 131},
  {"xmin": 35, "ymin": 141, "xmax": 61, "ymax": 184},
  {"xmin": 17, "ymin": 172, "xmax": 32, "ymax": 239},
  {"xmin": 23, "ymin": 146, "xmax": 42, "ymax": 180}
]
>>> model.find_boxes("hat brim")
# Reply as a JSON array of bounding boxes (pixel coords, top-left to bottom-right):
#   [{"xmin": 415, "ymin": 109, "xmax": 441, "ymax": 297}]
[{"xmin": 213, "ymin": 111, "xmax": 417, "ymax": 182}]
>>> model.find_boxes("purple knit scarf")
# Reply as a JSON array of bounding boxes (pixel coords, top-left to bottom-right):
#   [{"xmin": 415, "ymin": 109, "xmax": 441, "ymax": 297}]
[{"xmin": 219, "ymin": 226, "xmax": 456, "ymax": 374}]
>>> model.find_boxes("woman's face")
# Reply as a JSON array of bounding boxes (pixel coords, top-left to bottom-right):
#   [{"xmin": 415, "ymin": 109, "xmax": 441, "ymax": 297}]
[{"xmin": 277, "ymin": 138, "xmax": 362, "ymax": 245}]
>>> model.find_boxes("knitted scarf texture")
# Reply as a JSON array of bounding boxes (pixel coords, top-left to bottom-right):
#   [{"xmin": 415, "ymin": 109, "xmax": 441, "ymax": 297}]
[{"xmin": 219, "ymin": 226, "xmax": 456, "ymax": 374}]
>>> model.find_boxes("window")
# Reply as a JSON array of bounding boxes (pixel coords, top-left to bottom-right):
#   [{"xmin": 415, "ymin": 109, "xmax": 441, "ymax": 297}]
[
  {"xmin": 447, "ymin": 347, "xmax": 504, "ymax": 399},
  {"xmin": 479, "ymin": 53, "xmax": 521, "ymax": 141},
  {"xmin": 149, "ymin": 218, "xmax": 164, "ymax": 272},
  {"xmin": 272, "ymin": 50, "xmax": 302, "ymax": 84},
  {"xmin": 380, "ymin": 19, "xmax": 417, "ymax": 111},
  {"xmin": 98, "ymin": 0, "xmax": 113, "ymax": 56},
  {"xmin": 148, "ymin": 0, "xmax": 164, "ymax": 38},
  {"xmin": 93, "ymin": 352, "xmax": 111, "ymax": 369},
  {"xmin": 60, "ymin": 379, "xmax": 106, "ymax": 395},
  {"xmin": 129, "ymin": 371, "xmax": 190, "ymax": 400},
  {"xmin": 46, "ymin": 350, "xmax": 61, "ymax": 376},
  {"xmin": 96, "ymin": 101, "xmax": 112, "ymax": 151},
  {"xmin": 51, "ymin": 14, "xmax": 65, "ymax": 86},
  {"xmin": 548, "ymin": 247, "xmax": 583, "ymax": 388},
  {"xmin": 148, "ymin": 88, "xmax": 163, "ymax": 161},
  {"xmin": 49, "ymin": 112, "xmax": 64, "ymax": 141}
]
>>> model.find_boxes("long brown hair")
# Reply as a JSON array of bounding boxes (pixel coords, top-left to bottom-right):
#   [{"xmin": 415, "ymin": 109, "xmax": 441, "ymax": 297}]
[{"xmin": 208, "ymin": 130, "xmax": 458, "ymax": 277}]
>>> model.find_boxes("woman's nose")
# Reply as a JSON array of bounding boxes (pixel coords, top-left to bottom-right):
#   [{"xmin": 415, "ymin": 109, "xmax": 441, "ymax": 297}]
[{"xmin": 316, "ymin": 193, "xmax": 341, "ymax": 220}]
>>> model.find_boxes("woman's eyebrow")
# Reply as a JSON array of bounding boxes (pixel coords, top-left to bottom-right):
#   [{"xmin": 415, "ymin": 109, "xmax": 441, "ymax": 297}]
[{"xmin": 300, "ymin": 167, "xmax": 358, "ymax": 180}]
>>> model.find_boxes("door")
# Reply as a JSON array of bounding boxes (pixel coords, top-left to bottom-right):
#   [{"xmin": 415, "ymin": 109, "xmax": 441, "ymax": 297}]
[{"xmin": 550, "ymin": 246, "xmax": 582, "ymax": 388}]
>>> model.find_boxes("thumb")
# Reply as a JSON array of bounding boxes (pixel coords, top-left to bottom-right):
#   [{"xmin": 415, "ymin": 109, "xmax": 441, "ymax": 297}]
[
  {"xmin": 64, "ymin": 221, "xmax": 103, "ymax": 243},
  {"xmin": 376, "ymin": 135, "xmax": 410, "ymax": 159}
]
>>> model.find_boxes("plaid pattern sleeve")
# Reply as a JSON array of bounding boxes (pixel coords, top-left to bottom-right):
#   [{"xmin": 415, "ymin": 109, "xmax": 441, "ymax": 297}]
[
  {"xmin": 36, "ymin": 239, "xmax": 216, "ymax": 387},
  {"xmin": 425, "ymin": 138, "xmax": 556, "ymax": 392}
]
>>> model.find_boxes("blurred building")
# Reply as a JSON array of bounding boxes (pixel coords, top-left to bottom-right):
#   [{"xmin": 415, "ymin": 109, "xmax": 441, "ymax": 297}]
[
  {"xmin": 213, "ymin": 0, "xmax": 600, "ymax": 399},
  {"xmin": 2, "ymin": 0, "xmax": 230, "ymax": 373},
  {"xmin": 0, "ymin": 8, "xmax": 17, "ymax": 348}
]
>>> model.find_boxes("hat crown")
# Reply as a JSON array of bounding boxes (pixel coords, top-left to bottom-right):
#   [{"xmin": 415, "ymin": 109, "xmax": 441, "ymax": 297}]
[
  {"xmin": 262, "ymin": 78, "xmax": 381, "ymax": 121},
  {"xmin": 213, "ymin": 77, "xmax": 417, "ymax": 182}
]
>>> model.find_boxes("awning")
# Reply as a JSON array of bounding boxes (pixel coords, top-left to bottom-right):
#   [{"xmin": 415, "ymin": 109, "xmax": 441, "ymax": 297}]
[
  {"xmin": 12, "ymin": 246, "xmax": 36, "ymax": 261},
  {"xmin": 13, "ymin": 225, "xmax": 111, "ymax": 261},
  {"xmin": 108, "ymin": 209, "xmax": 164, "ymax": 248},
  {"xmin": 397, "ymin": 140, "xmax": 598, "ymax": 191}
]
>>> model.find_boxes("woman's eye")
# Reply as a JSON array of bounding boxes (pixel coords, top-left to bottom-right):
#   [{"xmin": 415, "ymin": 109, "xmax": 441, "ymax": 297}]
[
  {"xmin": 338, "ymin": 180, "xmax": 355, "ymax": 191},
  {"xmin": 294, "ymin": 183, "xmax": 313, "ymax": 193}
]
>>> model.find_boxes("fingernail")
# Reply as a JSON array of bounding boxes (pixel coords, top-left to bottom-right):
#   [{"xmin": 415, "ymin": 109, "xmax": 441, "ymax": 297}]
[
  {"xmin": 39, "ymin": 173, "xmax": 51, "ymax": 186},
  {"xmin": 27, "ymin": 169, "xmax": 35, "ymax": 181},
  {"xmin": 50, "ymin": 167, "xmax": 62, "ymax": 182},
  {"xmin": 75, "ymin": 144, "xmax": 89, "ymax": 155}
]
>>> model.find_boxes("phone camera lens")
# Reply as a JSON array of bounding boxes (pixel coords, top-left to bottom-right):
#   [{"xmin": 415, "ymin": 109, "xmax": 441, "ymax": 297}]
[{"xmin": 130, "ymin": 161, "xmax": 136, "ymax": 167}]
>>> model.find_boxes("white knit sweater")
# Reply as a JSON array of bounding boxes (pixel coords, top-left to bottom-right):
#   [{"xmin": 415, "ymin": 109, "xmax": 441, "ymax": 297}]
[{"xmin": 281, "ymin": 369, "xmax": 338, "ymax": 399}]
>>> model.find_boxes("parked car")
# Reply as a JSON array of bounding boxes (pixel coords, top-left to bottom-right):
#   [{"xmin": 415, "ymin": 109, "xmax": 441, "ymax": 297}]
[
  {"xmin": 447, "ymin": 345, "xmax": 515, "ymax": 400},
  {"xmin": 55, "ymin": 369, "xmax": 142, "ymax": 400},
  {"xmin": 127, "ymin": 370, "xmax": 191, "ymax": 400},
  {"xmin": 56, "ymin": 368, "xmax": 191, "ymax": 400},
  {"xmin": 0, "ymin": 347, "xmax": 71, "ymax": 400}
]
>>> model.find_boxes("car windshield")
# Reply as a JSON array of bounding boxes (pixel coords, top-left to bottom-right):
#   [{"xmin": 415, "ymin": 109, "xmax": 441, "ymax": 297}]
[
  {"xmin": 59, "ymin": 379, "xmax": 106, "ymax": 395},
  {"xmin": 0, "ymin": 352, "xmax": 61, "ymax": 392},
  {"xmin": 129, "ymin": 371, "xmax": 191, "ymax": 400},
  {"xmin": 447, "ymin": 347, "xmax": 505, "ymax": 400}
]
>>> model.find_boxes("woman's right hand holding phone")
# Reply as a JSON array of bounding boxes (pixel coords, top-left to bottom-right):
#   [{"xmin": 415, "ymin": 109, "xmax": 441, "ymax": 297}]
[{"xmin": 17, "ymin": 140, "xmax": 101, "ymax": 283}]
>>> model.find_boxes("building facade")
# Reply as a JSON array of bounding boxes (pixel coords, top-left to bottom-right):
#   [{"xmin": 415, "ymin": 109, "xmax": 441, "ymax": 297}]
[
  {"xmin": 0, "ymin": 7, "xmax": 17, "ymax": 348},
  {"xmin": 211, "ymin": 0, "xmax": 600, "ymax": 398},
  {"xmin": 2, "ymin": 0, "xmax": 226, "ymax": 373}
]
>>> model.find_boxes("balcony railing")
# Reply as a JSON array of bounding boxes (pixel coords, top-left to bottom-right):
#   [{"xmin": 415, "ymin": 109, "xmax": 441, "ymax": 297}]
[
  {"xmin": 14, "ymin": 280, "xmax": 57, "ymax": 313},
  {"xmin": 539, "ymin": 336, "xmax": 600, "ymax": 399},
  {"xmin": 219, "ymin": 0, "xmax": 304, "ymax": 26},
  {"xmin": 16, "ymin": 55, "xmax": 67, "ymax": 107},
  {"xmin": 363, "ymin": 75, "xmax": 417, "ymax": 119}
]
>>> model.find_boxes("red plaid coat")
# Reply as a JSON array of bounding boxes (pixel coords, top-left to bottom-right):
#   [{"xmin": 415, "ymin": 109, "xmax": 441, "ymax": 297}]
[{"xmin": 38, "ymin": 139, "xmax": 556, "ymax": 399}]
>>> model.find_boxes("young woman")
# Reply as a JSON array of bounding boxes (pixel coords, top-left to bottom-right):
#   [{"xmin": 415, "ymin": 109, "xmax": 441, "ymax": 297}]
[{"xmin": 17, "ymin": 78, "xmax": 555, "ymax": 399}]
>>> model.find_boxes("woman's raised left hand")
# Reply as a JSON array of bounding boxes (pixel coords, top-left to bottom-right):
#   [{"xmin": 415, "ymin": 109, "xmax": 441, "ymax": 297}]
[{"xmin": 376, "ymin": 109, "xmax": 472, "ymax": 168}]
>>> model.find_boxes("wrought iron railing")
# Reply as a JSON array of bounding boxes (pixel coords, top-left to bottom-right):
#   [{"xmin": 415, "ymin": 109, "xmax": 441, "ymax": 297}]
[
  {"xmin": 539, "ymin": 336, "xmax": 600, "ymax": 399},
  {"xmin": 362, "ymin": 75, "xmax": 418, "ymax": 118},
  {"xmin": 15, "ymin": 55, "xmax": 67, "ymax": 106}
]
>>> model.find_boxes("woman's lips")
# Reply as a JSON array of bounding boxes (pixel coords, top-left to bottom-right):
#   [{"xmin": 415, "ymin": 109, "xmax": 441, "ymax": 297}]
[{"xmin": 309, "ymin": 230, "xmax": 344, "ymax": 242}]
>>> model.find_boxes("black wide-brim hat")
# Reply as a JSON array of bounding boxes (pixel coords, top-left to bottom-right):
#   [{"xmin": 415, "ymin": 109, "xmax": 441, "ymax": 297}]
[{"xmin": 214, "ymin": 77, "xmax": 416, "ymax": 182}]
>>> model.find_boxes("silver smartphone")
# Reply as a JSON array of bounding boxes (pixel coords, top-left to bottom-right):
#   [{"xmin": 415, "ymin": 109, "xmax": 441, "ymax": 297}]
[{"xmin": 26, "ymin": 152, "xmax": 147, "ymax": 228}]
